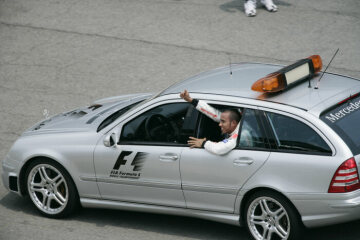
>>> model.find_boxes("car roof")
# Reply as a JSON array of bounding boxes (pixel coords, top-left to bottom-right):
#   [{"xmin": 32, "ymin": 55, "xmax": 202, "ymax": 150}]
[{"xmin": 160, "ymin": 63, "xmax": 360, "ymax": 113}]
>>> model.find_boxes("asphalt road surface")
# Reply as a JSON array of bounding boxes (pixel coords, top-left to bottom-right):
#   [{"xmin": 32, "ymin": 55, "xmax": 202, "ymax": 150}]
[{"xmin": 1, "ymin": 0, "xmax": 360, "ymax": 239}]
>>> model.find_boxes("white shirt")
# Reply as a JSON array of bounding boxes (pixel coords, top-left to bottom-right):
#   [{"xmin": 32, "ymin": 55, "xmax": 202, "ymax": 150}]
[{"xmin": 195, "ymin": 100, "xmax": 240, "ymax": 155}]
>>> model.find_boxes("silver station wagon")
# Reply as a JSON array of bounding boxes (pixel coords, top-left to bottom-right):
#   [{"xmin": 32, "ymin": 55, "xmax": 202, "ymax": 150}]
[{"xmin": 2, "ymin": 55, "xmax": 360, "ymax": 240}]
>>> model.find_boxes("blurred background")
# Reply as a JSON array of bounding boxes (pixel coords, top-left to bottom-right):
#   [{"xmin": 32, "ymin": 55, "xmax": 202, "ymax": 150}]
[{"xmin": 1, "ymin": 0, "xmax": 359, "ymax": 239}]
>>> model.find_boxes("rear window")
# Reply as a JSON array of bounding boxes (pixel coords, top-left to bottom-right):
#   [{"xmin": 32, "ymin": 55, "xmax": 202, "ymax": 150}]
[{"xmin": 320, "ymin": 94, "xmax": 360, "ymax": 155}]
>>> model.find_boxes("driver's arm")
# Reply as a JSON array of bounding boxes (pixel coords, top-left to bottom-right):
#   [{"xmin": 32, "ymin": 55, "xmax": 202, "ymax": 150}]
[
  {"xmin": 180, "ymin": 90, "xmax": 221, "ymax": 122},
  {"xmin": 191, "ymin": 99, "xmax": 221, "ymax": 123},
  {"xmin": 203, "ymin": 134, "xmax": 238, "ymax": 155}
]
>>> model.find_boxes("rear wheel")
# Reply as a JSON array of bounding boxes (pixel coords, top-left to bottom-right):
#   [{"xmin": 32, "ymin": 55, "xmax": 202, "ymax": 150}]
[
  {"xmin": 245, "ymin": 191, "xmax": 303, "ymax": 240},
  {"xmin": 26, "ymin": 159, "xmax": 78, "ymax": 218}
]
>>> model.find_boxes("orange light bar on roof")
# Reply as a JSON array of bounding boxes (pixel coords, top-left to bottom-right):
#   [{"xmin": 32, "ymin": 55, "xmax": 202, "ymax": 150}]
[
  {"xmin": 308, "ymin": 55, "xmax": 322, "ymax": 73},
  {"xmin": 251, "ymin": 55, "xmax": 323, "ymax": 93}
]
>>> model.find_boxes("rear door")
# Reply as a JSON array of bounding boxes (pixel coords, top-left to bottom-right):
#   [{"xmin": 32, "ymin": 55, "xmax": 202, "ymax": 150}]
[
  {"xmin": 180, "ymin": 106, "xmax": 271, "ymax": 213},
  {"xmin": 256, "ymin": 109, "xmax": 335, "ymax": 193}
]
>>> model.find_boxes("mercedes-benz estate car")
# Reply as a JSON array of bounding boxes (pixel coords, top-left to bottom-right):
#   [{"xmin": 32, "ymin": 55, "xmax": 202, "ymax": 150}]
[{"xmin": 2, "ymin": 55, "xmax": 360, "ymax": 240}]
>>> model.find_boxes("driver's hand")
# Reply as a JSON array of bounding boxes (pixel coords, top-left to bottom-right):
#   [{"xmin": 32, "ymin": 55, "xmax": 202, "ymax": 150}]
[
  {"xmin": 188, "ymin": 137, "xmax": 206, "ymax": 148},
  {"xmin": 180, "ymin": 90, "xmax": 193, "ymax": 103}
]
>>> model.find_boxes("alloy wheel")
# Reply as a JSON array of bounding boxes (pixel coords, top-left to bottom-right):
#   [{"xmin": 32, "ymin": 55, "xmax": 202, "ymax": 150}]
[
  {"xmin": 27, "ymin": 164, "xmax": 69, "ymax": 215},
  {"xmin": 247, "ymin": 196, "xmax": 290, "ymax": 240}
]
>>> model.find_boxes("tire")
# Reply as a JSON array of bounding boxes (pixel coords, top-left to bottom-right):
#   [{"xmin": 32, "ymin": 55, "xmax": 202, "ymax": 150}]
[
  {"xmin": 245, "ymin": 190, "xmax": 303, "ymax": 240},
  {"xmin": 25, "ymin": 159, "xmax": 79, "ymax": 218}
]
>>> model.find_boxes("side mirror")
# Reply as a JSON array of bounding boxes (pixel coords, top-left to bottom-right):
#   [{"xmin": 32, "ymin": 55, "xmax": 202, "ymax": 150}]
[{"xmin": 103, "ymin": 132, "xmax": 118, "ymax": 147}]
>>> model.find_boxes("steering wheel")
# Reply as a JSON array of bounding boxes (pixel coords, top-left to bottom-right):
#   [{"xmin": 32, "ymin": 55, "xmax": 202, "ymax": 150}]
[{"xmin": 145, "ymin": 114, "xmax": 177, "ymax": 141}]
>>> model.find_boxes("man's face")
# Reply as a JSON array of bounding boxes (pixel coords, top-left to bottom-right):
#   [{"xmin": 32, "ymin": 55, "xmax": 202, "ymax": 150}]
[{"xmin": 219, "ymin": 112, "xmax": 236, "ymax": 134}]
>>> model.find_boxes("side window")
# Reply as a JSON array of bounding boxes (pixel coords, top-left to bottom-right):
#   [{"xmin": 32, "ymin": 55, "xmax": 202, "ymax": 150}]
[
  {"xmin": 239, "ymin": 109, "xmax": 268, "ymax": 149},
  {"xmin": 266, "ymin": 112, "xmax": 332, "ymax": 154},
  {"xmin": 120, "ymin": 103, "xmax": 197, "ymax": 144}
]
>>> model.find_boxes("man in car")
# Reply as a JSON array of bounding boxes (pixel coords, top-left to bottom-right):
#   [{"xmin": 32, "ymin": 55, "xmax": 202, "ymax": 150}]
[{"xmin": 180, "ymin": 90, "xmax": 241, "ymax": 155}]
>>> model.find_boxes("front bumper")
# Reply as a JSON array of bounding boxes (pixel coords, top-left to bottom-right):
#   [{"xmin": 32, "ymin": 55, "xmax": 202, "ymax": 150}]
[
  {"xmin": 289, "ymin": 190, "xmax": 360, "ymax": 228},
  {"xmin": 2, "ymin": 155, "xmax": 21, "ymax": 195}
]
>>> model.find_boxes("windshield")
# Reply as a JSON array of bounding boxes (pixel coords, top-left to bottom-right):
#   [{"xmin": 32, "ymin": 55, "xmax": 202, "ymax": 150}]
[
  {"xmin": 120, "ymin": 81, "xmax": 181, "ymax": 118},
  {"xmin": 320, "ymin": 93, "xmax": 360, "ymax": 155},
  {"xmin": 97, "ymin": 101, "xmax": 145, "ymax": 132}
]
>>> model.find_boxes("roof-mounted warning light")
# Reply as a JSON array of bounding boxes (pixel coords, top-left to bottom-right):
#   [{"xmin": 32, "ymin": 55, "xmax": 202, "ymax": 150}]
[{"xmin": 251, "ymin": 55, "xmax": 322, "ymax": 93}]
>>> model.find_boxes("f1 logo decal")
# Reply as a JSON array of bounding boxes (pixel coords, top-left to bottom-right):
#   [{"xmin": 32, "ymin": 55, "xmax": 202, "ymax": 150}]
[
  {"xmin": 112, "ymin": 151, "xmax": 132, "ymax": 170},
  {"xmin": 110, "ymin": 151, "xmax": 148, "ymax": 179}
]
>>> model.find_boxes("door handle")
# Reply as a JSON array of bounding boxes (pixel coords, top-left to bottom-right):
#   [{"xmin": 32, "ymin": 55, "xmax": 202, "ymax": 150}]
[
  {"xmin": 233, "ymin": 158, "xmax": 254, "ymax": 166},
  {"xmin": 159, "ymin": 154, "xmax": 178, "ymax": 162}
]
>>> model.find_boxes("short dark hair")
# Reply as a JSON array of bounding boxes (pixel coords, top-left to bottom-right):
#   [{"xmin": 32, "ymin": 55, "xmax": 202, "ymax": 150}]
[{"xmin": 223, "ymin": 109, "xmax": 241, "ymax": 123}]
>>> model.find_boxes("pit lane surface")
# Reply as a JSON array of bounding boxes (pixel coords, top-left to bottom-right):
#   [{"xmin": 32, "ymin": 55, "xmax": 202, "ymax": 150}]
[{"xmin": 1, "ymin": 0, "xmax": 360, "ymax": 239}]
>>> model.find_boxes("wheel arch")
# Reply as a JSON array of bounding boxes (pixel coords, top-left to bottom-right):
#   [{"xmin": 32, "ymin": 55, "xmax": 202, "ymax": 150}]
[{"xmin": 19, "ymin": 156, "xmax": 79, "ymax": 198}]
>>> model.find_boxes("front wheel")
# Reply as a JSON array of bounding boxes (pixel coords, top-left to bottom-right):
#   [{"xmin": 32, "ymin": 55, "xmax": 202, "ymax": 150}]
[
  {"xmin": 245, "ymin": 191, "xmax": 303, "ymax": 240},
  {"xmin": 26, "ymin": 159, "xmax": 79, "ymax": 218}
]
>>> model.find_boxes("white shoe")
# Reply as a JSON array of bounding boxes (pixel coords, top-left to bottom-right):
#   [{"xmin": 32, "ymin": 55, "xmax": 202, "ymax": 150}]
[
  {"xmin": 244, "ymin": 0, "xmax": 257, "ymax": 17},
  {"xmin": 261, "ymin": 0, "xmax": 278, "ymax": 12}
]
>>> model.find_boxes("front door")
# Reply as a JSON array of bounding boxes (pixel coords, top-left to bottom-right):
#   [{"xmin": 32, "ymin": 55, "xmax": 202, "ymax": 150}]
[
  {"xmin": 94, "ymin": 101, "xmax": 197, "ymax": 208},
  {"xmin": 94, "ymin": 143, "xmax": 185, "ymax": 207}
]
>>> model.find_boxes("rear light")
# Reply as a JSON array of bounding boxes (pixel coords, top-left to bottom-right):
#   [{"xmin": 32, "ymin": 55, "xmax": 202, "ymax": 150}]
[{"xmin": 328, "ymin": 157, "xmax": 360, "ymax": 193}]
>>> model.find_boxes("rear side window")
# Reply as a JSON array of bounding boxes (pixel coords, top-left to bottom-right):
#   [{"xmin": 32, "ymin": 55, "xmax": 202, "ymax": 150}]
[
  {"xmin": 320, "ymin": 94, "xmax": 360, "ymax": 155},
  {"xmin": 266, "ymin": 112, "xmax": 332, "ymax": 155},
  {"xmin": 239, "ymin": 109, "xmax": 269, "ymax": 149}
]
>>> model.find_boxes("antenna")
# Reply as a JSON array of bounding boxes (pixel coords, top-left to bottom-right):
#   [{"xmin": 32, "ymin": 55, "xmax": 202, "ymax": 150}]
[
  {"xmin": 228, "ymin": 54, "xmax": 233, "ymax": 77},
  {"xmin": 314, "ymin": 48, "xmax": 339, "ymax": 89}
]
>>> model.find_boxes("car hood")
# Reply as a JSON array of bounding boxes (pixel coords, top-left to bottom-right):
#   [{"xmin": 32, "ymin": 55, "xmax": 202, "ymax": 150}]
[{"xmin": 23, "ymin": 93, "xmax": 152, "ymax": 135}]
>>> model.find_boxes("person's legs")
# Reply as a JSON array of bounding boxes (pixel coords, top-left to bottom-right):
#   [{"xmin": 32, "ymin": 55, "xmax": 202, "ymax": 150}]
[
  {"xmin": 260, "ymin": 0, "xmax": 278, "ymax": 12},
  {"xmin": 244, "ymin": 0, "xmax": 257, "ymax": 17}
]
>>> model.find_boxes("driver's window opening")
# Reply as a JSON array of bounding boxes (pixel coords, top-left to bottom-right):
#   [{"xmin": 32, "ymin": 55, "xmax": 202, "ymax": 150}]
[
  {"xmin": 120, "ymin": 103, "xmax": 198, "ymax": 144},
  {"xmin": 197, "ymin": 104, "xmax": 243, "ymax": 143}
]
